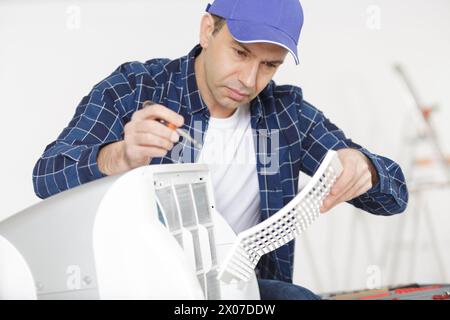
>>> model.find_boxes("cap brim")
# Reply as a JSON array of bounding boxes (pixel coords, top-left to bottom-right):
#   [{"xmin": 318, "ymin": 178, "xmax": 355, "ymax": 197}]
[{"xmin": 227, "ymin": 19, "xmax": 299, "ymax": 65}]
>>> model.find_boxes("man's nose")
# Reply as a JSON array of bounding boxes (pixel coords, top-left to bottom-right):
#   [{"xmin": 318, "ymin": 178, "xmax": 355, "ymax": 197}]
[{"xmin": 239, "ymin": 62, "xmax": 259, "ymax": 90}]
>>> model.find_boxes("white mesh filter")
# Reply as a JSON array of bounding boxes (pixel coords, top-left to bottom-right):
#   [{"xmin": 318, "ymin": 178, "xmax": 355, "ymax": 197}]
[{"xmin": 217, "ymin": 150, "xmax": 343, "ymax": 283}]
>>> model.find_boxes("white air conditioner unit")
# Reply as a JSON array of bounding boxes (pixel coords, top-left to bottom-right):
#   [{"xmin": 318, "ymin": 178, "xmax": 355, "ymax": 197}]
[{"xmin": 0, "ymin": 163, "xmax": 260, "ymax": 300}]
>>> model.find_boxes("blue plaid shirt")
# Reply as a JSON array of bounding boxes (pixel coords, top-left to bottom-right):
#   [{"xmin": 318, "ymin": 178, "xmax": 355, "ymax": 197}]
[{"xmin": 33, "ymin": 45, "xmax": 408, "ymax": 283}]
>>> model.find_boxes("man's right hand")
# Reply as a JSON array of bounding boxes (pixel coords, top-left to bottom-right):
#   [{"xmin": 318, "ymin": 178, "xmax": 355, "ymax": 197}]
[{"xmin": 97, "ymin": 102, "xmax": 184, "ymax": 176}]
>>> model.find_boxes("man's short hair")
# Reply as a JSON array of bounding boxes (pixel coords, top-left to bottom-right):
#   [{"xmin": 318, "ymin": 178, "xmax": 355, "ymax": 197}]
[{"xmin": 211, "ymin": 14, "xmax": 226, "ymax": 35}]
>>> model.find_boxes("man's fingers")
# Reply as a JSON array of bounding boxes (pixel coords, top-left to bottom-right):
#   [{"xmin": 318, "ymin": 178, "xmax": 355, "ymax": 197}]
[
  {"xmin": 135, "ymin": 120, "xmax": 180, "ymax": 143},
  {"xmin": 329, "ymin": 173, "xmax": 357, "ymax": 203},
  {"xmin": 336, "ymin": 164, "xmax": 371, "ymax": 200},
  {"xmin": 320, "ymin": 149, "xmax": 377, "ymax": 214},
  {"xmin": 123, "ymin": 101, "xmax": 182, "ymax": 166},
  {"xmin": 133, "ymin": 102, "xmax": 184, "ymax": 127},
  {"xmin": 320, "ymin": 172, "xmax": 372, "ymax": 213},
  {"xmin": 133, "ymin": 132, "xmax": 174, "ymax": 151},
  {"xmin": 323, "ymin": 168, "xmax": 357, "ymax": 208},
  {"xmin": 132, "ymin": 145, "xmax": 169, "ymax": 159},
  {"xmin": 329, "ymin": 166, "xmax": 355, "ymax": 196},
  {"xmin": 326, "ymin": 158, "xmax": 369, "ymax": 206},
  {"xmin": 346, "ymin": 172, "xmax": 372, "ymax": 199},
  {"xmin": 325, "ymin": 175, "xmax": 371, "ymax": 212}
]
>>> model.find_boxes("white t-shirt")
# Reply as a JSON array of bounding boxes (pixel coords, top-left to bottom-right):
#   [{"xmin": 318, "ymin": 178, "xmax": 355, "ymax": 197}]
[{"xmin": 197, "ymin": 105, "xmax": 260, "ymax": 234}]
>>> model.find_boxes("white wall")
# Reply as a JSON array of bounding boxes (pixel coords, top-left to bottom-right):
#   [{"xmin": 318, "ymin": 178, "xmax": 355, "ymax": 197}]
[{"xmin": 1, "ymin": 0, "xmax": 449, "ymax": 294}]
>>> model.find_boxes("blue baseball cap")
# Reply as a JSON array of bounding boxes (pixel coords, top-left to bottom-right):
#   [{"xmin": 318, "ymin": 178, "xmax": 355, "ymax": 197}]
[{"xmin": 206, "ymin": 0, "xmax": 304, "ymax": 65}]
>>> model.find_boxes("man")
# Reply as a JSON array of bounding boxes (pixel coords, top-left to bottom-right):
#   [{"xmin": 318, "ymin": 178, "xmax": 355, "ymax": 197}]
[{"xmin": 33, "ymin": 0, "xmax": 408, "ymax": 300}]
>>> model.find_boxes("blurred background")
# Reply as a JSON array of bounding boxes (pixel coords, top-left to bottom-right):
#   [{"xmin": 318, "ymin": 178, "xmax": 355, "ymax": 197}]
[{"xmin": 1, "ymin": 0, "xmax": 449, "ymax": 294}]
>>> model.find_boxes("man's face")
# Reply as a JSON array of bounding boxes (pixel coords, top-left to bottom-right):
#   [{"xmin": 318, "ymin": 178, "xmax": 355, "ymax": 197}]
[{"xmin": 197, "ymin": 17, "xmax": 288, "ymax": 115}]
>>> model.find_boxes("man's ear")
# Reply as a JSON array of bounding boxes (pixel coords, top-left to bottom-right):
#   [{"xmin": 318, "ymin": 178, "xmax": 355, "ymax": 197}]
[{"xmin": 199, "ymin": 13, "xmax": 215, "ymax": 49}]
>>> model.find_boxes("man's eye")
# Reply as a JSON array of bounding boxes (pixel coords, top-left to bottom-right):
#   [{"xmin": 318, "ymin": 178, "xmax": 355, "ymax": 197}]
[
  {"xmin": 264, "ymin": 62, "xmax": 277, "ymax": 69},
  {"xmin": 235, "ymin": 49, "xmax": 247, "ymax": 57}
]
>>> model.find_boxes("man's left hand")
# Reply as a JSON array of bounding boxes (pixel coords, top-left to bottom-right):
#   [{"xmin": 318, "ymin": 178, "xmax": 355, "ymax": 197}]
[{"xmin": 320, "ymin": 148, "xmax": 379, "ymax": 213}]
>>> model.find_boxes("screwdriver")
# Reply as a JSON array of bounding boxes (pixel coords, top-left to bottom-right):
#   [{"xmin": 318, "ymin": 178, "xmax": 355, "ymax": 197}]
[{"xmin": 142, "ymin": 100, "xmax": 203, "ymax": 149}]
